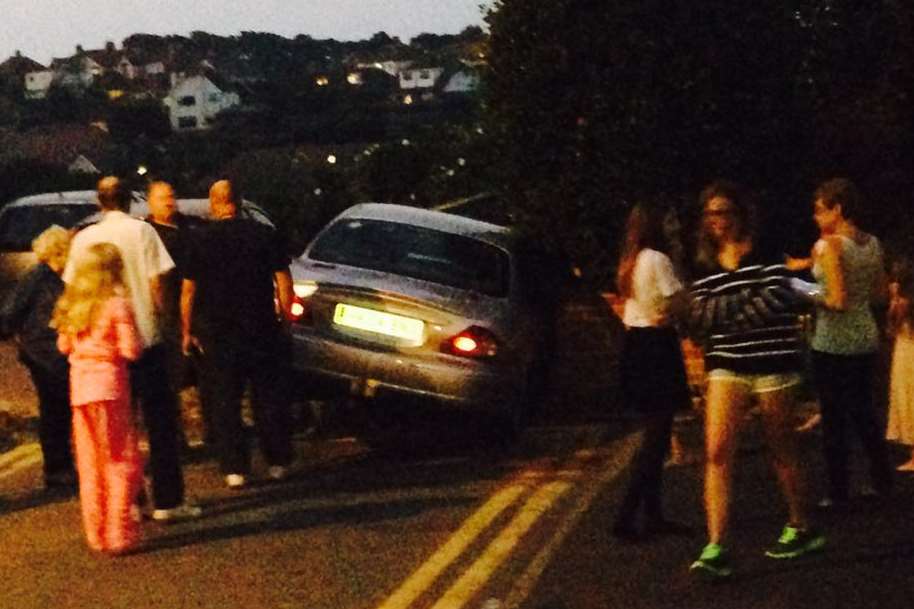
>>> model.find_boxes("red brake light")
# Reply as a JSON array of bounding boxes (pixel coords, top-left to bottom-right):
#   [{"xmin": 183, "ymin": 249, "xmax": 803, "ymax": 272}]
[
  {"xmin": 443, "ymin": 326, "xmax": 498, "ymax": 358},
  {"xmin": 288, "ymin": 282, "xmax": 318, "ymax": 323}
]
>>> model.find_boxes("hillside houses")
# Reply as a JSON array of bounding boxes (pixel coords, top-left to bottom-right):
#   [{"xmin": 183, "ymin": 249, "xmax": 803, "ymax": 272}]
[{"xmin": 1, "ymin": 28, "xmax": 486, "ymax": 132}]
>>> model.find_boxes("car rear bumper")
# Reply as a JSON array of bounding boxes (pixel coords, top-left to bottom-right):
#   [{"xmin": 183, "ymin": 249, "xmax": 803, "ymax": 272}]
[{"xmin": 289, "ymin": 329, "xmax": 520, "ymax": 408}]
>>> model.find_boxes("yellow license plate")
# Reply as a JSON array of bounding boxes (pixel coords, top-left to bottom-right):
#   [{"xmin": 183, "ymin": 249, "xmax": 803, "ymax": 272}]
[{"xmin": 333, "ymin": 303, "xmax": 424, "ymax": 342}]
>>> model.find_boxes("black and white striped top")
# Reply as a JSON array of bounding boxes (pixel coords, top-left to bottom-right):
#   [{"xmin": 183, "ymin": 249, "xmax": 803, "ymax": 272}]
[{"xmin": 689, "ymin": 255, "xmax": 803, "ymax": 374}]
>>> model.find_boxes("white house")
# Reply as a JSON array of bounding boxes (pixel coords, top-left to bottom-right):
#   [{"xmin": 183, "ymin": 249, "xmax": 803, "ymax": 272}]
[
  {"xmin": 142, "ymin": 61, "xmax": 166, "ymax": 76},
  {"xmin": 115, "ymin": 55, "xmax": 137, "ymax": 80},
  {"xmin": 399, "ymin": 66, "xmax": 445, "ymax": 90},
  {"xmin": 162, "ymin": 74, "xmax": 241, "ymax": 131},
  {"xmin": 357, "ymin": 60, "xmax": 412, "ymax": 78},
  {"xmin": 443, "ymin": 70, "xmax": 480, "ymax": 94},
  {"xmin": 24, "ymin": 70, "xmax": 54, "ymax": 99}
]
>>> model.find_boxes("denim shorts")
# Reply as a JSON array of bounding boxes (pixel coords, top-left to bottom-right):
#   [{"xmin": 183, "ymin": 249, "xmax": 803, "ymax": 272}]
[{"xmin": 707, "ymin": 369, "xmax": 802, "ymax": 395}]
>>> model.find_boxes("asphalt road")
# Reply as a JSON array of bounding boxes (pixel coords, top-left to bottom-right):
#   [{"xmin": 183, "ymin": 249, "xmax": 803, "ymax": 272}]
[{"xmin": 4, "ymin": 294, "xmax": 913, "ymax": 609}]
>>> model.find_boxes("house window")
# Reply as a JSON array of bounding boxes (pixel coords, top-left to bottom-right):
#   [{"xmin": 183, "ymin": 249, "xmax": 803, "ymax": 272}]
[
  {"xmin": 178, "ymin": 95, "xmax": 196, "ymax": 106},
  {"xmin": 208, "ymin": 93, "xmax": 222, "ymax": 104},
  {"xmin": 419, "ymin": 70, "xmax": 430, "ymax": 79},
  {"xmin": 178, "ymin": 116, "xmax": 198, "ymax": 129},
  {"xmin": 401, "ymin": 72, "xmax": 413, "ymax": 81}
]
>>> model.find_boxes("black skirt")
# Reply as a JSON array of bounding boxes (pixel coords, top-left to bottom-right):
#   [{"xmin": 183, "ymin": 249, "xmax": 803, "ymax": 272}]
[{"xmin": 620, "ymin": 326, "xmax": 691, "ymax": 414}]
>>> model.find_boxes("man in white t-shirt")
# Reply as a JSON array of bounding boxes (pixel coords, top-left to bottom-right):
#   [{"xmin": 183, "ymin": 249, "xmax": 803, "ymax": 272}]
[{"xmin": 64, "ymin": 176, "xmax": 201, "ymax": 522}]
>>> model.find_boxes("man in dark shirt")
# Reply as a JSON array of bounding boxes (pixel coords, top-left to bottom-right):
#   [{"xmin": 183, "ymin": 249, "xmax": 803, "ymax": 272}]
[
  {"xmin": 145, "ymin": 181, "xmax": 215, "ymax": 445},
  {"xmin": 180, "ymin": 179, "xmax": 295, "ymax": 489}
]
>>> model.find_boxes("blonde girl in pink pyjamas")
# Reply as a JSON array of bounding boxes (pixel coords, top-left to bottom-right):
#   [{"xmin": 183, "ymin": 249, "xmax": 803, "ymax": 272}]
[{"xmin": 52, "ymin": 242, "xmax": 144, "ymax": 554}]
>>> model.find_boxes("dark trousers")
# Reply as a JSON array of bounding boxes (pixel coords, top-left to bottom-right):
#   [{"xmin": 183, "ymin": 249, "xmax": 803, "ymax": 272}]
[
  {"xmin": 615, "ymin": 412, "xmax": 674, "ymax": 527},
  {"xmin": 131, "ymin": 344, "xmax": 185, "ymax": 509},
  {"xmin": 22, "ymin": 357, "xmax": 74, "ymax": 481},
  {"xmin": 197, "ymin": 336, "xmax": 293, "ymax": 475},
  {"xmin": 812, "ymin": 350, "xmax": 893, "ymax": 501}
]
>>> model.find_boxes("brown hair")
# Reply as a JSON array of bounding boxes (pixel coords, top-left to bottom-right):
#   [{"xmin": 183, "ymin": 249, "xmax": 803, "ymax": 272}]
[
  {"xmin": 694, "ymin": 179, "xmax": 756, "ymax": 270},
  {"xmin": 814, "ymin": 178, "xmax": 862, "ymax": 221},
  {"xmin": 616, "ymin": 204, "xmax": 668, "ymax": 298}
]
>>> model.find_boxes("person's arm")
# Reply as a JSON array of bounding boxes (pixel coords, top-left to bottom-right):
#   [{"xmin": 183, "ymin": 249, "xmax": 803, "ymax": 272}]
[
  {"xmin": 871, "ymin": 241, "xmax": 889, "ymax": 306},
  {"xmin": 0, "ymin": 268, "xmax": 38, "ymax": 339},
  {"xmin": 649, "ymin": 251, "xmax": 687, "ymax": 325},
  {"xmin": 274, "ymin": 268, "xmax": 294, "ymax": 320},
  {"xmin": 57, "ymin": 333, "xmax": 72, "ymax": 355},
  {"xmin": 144, "ymin": 224, "xmax": 174, "ymax": 316},
  {"xmin": 180, "ymin": 278, "xmax": 202, "ymax": 355},
  {"xmin": 817, "ymin": 236, "xmax": 846, "ymax": 311},
  {"xmin": 150, "ymin": 274, "xmax": 164, "ymax": 315},
  {"xmin": 112, "ymin": 299, "xmax": 143, "ymax": 361},
  {"xmin": 689, "ymin": 266, "xmax": 796, "ymax": 336}
]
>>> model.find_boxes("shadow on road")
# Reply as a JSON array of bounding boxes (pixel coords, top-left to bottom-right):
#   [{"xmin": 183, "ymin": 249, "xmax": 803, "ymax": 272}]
[{"xmin": 139, "ymin": 494, "xmax": 478, "ymax": 555}]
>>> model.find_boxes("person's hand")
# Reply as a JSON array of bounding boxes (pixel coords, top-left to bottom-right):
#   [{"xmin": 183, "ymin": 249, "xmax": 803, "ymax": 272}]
[
  {"xmin": 182, "ymin": 333, "xmax": 203, "ymax": 356},
  {"xmin": 785, "ymin": 256, "xmax": 812, "ymax": 271}
]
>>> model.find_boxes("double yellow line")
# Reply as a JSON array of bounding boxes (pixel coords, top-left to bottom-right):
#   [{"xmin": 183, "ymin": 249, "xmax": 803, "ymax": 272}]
[
  {"xmin": 0, "ymin": 443, "xmax": 42, "ymax": 482},
  {"xmin": 376, "ymin": 426, "xmax": 638, "ymax": 609}
]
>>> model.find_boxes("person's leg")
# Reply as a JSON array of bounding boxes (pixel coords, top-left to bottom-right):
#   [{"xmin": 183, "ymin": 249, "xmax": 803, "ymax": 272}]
[
  {"xmin": 25, "ymin": 360, "xmax": 74, "ymax": 483},
  {"xmin": 703, "ymin": 378, "xmax": 751, "ymax": 545},
  {"xmin": 640, "ymin": 412, "xmax": 679, "ymax": 525},
  {"xmin": 132, "ymin": 345, "xmax": 185, "ymax": 509},
  {"xmin": 199, "ymin": 343, "xmax": 248, "ymax": 475},
  {"xmin": 72, "ymin": 405, "xmax": 104, "ymax": 551},
  {"xmin": 613, "ymin": 416, "xmax": 660, "ymax": 536},
  {"xmin": 845, "ymin": 353, "xmax": 893, "ymax": 496},
  {"xmin": 248, "ymin": 343, "xmax": 294, "ymax": 469},
  {"xmin": 812, "ymin": 351, "xmax": 850, "ymax": 503},
  {"xmin": 193, "ymin": 355, "xmax": 219, "ymax": 447},
  {"xmin": 758, "ymin": 384, "xmax": 808, "ymax": 528},
  {"xmin": 100, "ymin": 398, "xmax": 143, "ymax": 552}
]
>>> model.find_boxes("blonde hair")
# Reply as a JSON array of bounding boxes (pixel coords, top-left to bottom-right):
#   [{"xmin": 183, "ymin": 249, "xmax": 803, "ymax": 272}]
[
  {"xmin": 51, "ymin": 242, "xmax": 126, "ymax": 336},
  {"xmin": 32, "ymin": 225, "xmax": 72, "ymax": 273}
]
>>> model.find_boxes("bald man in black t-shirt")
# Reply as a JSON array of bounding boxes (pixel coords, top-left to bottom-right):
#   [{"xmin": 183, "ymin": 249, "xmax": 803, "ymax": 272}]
[{"xmin": 180, "ymin": 180, "xmax": 295, "ymax": 489}]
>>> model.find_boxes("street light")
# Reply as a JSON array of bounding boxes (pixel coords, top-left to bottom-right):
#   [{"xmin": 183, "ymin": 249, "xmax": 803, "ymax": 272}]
[
  {"xmin": 327, "ymin": 154, "xmax": 337, "ymax": 164},
  {"xmin": 137, "ymin": 165, "xmax": 148, "ymax": 176}
]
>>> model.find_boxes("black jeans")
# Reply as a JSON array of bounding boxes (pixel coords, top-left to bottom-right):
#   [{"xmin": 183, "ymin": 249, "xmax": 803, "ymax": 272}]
[
  {"xmin": 22, "ymin": 356, "xmax": 74, "ymax": 482},
  {"xmin": 131, "ymin": 344, "xmax": 186, "ymax": 509},
  {"xmin": 812, "ymin": 350, "xmax": 893, "ymax": 501},
  {"xmin": 615, "ymin": 412, "xmax": 674, "ymax": 527},
  {"xmin": 197, "ymin": 335, "xmax": 293, "ymax": 475}
]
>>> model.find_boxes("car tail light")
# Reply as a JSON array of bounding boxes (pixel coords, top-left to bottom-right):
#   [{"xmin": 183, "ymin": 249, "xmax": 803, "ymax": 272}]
[
  {"xmin": 442, "ymin": 326, "xmax": 499, "ymax": 358},
  {"xmin": 288, "ymin": 281, "xmax": 318, "ymax": 323}
]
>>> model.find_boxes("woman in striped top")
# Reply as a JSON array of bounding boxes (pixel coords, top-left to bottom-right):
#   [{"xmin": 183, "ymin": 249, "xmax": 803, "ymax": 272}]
[{"xmin": 687, "ymin": 181, "xmax": 824, "ymax": 580}]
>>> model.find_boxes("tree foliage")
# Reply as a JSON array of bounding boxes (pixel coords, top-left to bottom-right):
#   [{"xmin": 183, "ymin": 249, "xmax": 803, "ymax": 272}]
[{"xmin": 485, "ymin": 0, "xmax": 914, "ymax": 282}]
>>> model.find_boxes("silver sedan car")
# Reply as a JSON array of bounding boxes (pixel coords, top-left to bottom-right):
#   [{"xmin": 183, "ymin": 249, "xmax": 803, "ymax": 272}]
[{"xmin": 288, "ymin": 203, "xmax": 562, "ymax": 437}]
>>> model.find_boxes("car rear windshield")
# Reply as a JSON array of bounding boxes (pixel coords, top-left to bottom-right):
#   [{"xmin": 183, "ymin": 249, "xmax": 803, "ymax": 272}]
[
  {"xmin": 0, "ymin": 204, "xmax": 98, "ymax": 251},
  {"xmin": 309, "ymin": 219, "xmax": 510, "ymax": 297}
]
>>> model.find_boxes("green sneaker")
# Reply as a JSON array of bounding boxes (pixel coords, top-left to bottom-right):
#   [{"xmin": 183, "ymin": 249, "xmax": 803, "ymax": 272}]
[
  {"xmin": 764, "ymin": 525, "xmax": 826, "ymax": 559},
  {"xmin": 690, "ymin": 543, "xmax": 733, "ymax": 579}
]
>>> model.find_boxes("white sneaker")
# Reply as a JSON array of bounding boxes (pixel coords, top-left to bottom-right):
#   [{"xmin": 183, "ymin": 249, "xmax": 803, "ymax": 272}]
[
  {"xmin": 225, "ymin": 473, "xmax": 247, "ymax": 489},
  {"xmin": 267, "ymin": 465, "xmax": 288, "ymax": 481},
  {"xmin": 152, "ymin": 503, "xmax": 203, "ymax": 522}
]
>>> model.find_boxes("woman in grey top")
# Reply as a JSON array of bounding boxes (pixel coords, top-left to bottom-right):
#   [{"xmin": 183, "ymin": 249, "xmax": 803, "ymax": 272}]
[{"xmin": 808, "ymin": 178, "xmax": 893, "ymax": 507}]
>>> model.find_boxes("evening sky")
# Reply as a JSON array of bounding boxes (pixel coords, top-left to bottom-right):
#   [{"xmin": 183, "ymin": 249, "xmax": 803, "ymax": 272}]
[{"xmin": 0, "ymin": 0, "xmax": 488, "ymax": 64}]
